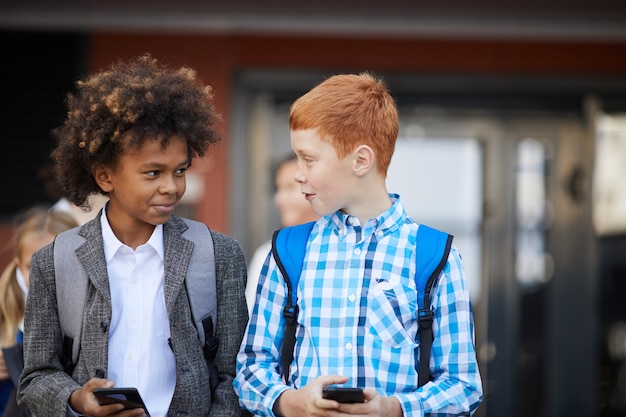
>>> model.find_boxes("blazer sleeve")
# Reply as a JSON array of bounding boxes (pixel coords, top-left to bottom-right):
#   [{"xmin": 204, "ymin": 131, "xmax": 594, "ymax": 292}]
[{"xmin": 210, "ymin": 230, "xmax": 252, "ymax": 417}]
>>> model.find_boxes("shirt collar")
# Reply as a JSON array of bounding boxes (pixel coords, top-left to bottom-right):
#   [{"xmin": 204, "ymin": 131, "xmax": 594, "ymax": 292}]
[
  {"xmin": 100, "ymin": 209, "xmax": 164, "ymax": 262},
  {"xmin": 329, "ymin": 193, "xmax": 409, "ymax": 239}
]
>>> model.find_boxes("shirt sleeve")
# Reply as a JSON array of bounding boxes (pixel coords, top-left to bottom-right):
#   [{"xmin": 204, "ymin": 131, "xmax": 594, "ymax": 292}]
[
  {"xmin": 395, "ymin": 247, "xmax": 483, "ymax": 416},
  {"xmin": 68, "ymin": 404, "xmax": 85, "ymax": 416}
]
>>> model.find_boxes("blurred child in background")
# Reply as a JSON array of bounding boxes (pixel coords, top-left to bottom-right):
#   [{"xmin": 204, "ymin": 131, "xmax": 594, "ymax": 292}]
[
  {"xmin": 0, "ymin": 206, "xmax": 78, "ymax": 416},
  {"xmin": 245, "ymin": 153, "xmax": 318, "ymax": 315}
]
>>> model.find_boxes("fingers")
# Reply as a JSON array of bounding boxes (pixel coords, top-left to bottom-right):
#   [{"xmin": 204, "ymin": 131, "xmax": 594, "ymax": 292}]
[
  {"xmin": 69, "ymin": 378, "xmax": 119, "ymax": 416},
  {"xmin": 315, "ymin": 374, "xmax": 350, "ymax": 388},
  {"xmin": 363, "ymin": 387, "xmax": 378, "ymax": 402}
]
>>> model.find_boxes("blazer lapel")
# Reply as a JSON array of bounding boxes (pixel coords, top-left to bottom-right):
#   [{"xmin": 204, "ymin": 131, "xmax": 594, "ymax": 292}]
[
  {"xmin": 163, "ymin": 216, "xmax": 194, "ymax": 316},
  {"xmin": 75, "ymin": 214, "xmax": 111, "ymax": 301}
]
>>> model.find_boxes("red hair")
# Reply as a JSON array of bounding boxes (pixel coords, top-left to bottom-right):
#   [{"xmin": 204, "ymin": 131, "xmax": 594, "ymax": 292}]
[{"xmin": 289, "ymin": 72, "xmax": 398, "ymax": 176}]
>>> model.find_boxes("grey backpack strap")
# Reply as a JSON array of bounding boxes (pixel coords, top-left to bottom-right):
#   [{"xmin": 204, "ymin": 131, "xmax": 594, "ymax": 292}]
[
  {"xmin": 181, "ymin": 219, "xmax": 219, "ymax": 395},
  {"xmin": 53, "ymin": 228, "xmax": 88, "ymax": 371},
  {"xmin": 181, "ymin": 219, "xmax": 217, "ymax": 347}
]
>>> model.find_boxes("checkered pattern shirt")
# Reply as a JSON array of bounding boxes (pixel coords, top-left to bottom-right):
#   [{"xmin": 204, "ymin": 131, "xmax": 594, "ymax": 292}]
[{"xmin": 234, "ymin": 195, "xmax": 483, "ymax": 416}]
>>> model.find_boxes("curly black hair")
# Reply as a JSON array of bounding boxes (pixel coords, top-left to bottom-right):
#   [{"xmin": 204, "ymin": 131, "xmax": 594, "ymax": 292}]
[{"xmin": 51, "ymin": 53, "xmax": 220, "ymax": 208}]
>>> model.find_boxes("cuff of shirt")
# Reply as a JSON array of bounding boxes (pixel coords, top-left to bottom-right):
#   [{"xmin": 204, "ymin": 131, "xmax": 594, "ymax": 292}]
[
  {"xmin": 264, "ymin": 385, "xmax": 293, "ymax": 417},
  {"xmin": 395, "ymin": 393, "xmax": 424, "ymax": 417},
  {"xmin": 67, "ymin": 403, "xmax": 85, "ymax": 417}
]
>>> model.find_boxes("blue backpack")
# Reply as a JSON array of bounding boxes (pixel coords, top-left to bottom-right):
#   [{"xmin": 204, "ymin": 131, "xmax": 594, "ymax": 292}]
[{"xmin": 271, "ymin": 221, "xmax": 453, "ymax": 387}]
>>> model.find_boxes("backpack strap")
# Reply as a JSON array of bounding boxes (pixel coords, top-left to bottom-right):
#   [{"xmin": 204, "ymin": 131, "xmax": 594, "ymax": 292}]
[
  {"xmin": 271, "ymin": 221, "xmax": 315, "ymax": 383},
  {"xmin": 53, "ymin": 227, "xmax": 87, "ymax": 374},
  {"xmin": 415, "ymin": 224, "xmax": 454, "ymax": 387},
  {"xmin": 181, "ymin": 219, "xmax": 218, "ymax": 394}
]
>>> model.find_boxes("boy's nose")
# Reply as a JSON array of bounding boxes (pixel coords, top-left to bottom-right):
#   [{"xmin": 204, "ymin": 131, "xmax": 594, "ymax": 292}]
[
  {"xmin": 160, "ymin": 175, "xmax": 182, "ymax": 194},
  {"xmin": 293, "ymin": 169, "xmax": 305, "ymax": 184}
]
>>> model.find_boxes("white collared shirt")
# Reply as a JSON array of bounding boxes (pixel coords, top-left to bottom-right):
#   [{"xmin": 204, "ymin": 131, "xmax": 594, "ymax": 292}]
[{"xmin": 101, "ymin": 212, "xmax": 175, "ymax": 417}]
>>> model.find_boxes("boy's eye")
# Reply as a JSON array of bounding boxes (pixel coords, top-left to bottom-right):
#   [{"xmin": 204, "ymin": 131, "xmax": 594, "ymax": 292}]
[
  {"xmin": 175, "ymin": 167, "xmax": 188, "ymax": 175},
  {"xmin": 146, "ymin": 171, "xmax": 159, "ymax": 177}
]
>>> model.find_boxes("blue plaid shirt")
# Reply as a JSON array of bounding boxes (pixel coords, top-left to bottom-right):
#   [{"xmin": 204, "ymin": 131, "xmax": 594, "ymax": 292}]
[{"xmin": 234, "ymin": 195, "xmax": 483, "ymax": 416}]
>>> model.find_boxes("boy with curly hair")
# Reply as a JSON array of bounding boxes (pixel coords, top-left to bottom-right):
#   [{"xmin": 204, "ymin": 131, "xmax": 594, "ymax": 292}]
[
  {"xmin": 234, "ymin": 73, "xmax": 483, "ymax": 416},
  {"xmin": 17, "ymin": 54, "xmax": 249, "ymax": 417}
]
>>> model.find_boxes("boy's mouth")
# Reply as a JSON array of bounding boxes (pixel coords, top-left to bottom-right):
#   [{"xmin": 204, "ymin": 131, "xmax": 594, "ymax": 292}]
[{"xmin": 153, "ymin": 202, "xmax": 177, "ymax": 214}]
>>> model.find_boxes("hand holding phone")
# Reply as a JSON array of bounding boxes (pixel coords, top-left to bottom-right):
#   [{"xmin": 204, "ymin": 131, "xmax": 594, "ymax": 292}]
[
  {"xmin": 93, "ymin": 387, "xmax": 150, "ymax": 416},
  {"xmin": 322, "ymin": 386, "xmax": 365, "ymax": 403}
]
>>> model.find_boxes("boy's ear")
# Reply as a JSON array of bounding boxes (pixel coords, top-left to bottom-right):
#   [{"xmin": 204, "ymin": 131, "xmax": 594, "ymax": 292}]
[
  {"xmin": 93, "ymin": 164, "xmax": 114, "ymax": 193},
  {"xmin": 353, "ymin": 145, "xmax": 375, "ymax": 176}
]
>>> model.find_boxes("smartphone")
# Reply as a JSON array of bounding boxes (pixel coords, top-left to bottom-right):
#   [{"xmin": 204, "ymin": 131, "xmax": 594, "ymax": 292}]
[
  {"xmin": 93, "ymin": 387, "xmax": 150, "ymax": 415},
  {"xmin": 322, "ymin": 386, "xmax": 365, "ymax": 403}
]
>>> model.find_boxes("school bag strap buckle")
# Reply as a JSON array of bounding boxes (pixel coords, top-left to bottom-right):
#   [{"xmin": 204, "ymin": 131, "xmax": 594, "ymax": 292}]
[
  {"xmin": 418, "ymin": 308, "xmax": 434, "ymax": 329},
  {"xmin": 282, "ymin": 304, "xmax": 299, "ymax": 324},
  {"xmin": 202, "ymin": 316, "xmax": 219, "ymax": 361},
  {"xmin": 203, "ymin": 336, "xmax": 219, "ymax": 360}
]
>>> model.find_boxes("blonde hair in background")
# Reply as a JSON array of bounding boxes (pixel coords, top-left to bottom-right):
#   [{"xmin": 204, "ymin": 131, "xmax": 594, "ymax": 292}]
[{"xmin": 0, "ymin": 206, "xmax": 78, "ymax": 347}]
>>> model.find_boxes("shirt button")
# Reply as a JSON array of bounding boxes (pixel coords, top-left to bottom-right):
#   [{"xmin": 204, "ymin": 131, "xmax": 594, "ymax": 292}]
[
  {"xmin": 348, "ymin": 294, "xmax": 356, "ymax": 302},
  {"xmin": 377, "ymin": 230, "xmax": 384, "ymax": 236},
  {"xmin": 354, "ymin": 248, "xmax": 361, "ymax": 255},
  {"xmin": 345, "ymin": 342, "xmax": 353, "ymax": 350},
  {"xmin": 128, "ymin": 354, "xmax": 135, "ymax": 361},
  {"xmin": 131, "ymin": 276, "xmax": 138, "ymax": 284}
]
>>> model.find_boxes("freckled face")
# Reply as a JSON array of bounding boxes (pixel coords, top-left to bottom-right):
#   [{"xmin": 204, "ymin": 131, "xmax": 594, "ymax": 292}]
[
  {"xmin": 290, "ymin": 128, "xmax": 356, "ymax": 217},
  {"xmin": 98, "ymin": 135, "xmax": 189, "ymax": 236}
]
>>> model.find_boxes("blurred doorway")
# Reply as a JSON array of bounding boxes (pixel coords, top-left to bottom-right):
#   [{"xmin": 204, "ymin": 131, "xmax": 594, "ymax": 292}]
[{"xmin": 388, "ymin": 108, "xmax": 595, "ymax": 417}]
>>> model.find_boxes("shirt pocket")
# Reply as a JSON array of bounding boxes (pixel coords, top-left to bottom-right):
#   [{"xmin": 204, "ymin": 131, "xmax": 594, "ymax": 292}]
[{"xmin": 367, "ymin": 280, "xmax": 418, "ymax": 349}]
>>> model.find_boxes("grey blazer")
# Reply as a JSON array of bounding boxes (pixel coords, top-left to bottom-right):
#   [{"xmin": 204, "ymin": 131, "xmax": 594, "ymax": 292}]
[{"xmin": 17, "ymin": 214, "xmax": 250, "ymax": 417}]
